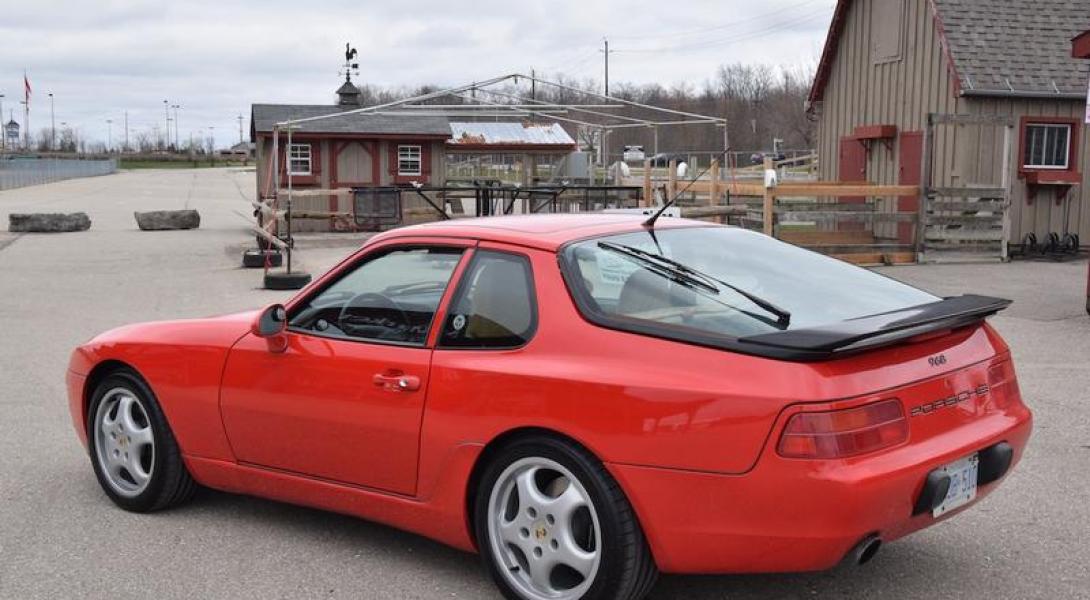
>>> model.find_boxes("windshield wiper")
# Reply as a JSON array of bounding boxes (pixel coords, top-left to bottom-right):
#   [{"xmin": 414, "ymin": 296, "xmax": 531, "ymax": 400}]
[{"xmin": 597, "ymin": 241, "xmax": 792, "ymax": 328}]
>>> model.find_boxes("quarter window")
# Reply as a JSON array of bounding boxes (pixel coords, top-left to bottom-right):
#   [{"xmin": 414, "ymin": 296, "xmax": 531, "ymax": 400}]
[
  {"xmin": 288, "ymin": 143, "xmax": 312, "ymax": 175},
  {"xmin": 440, "ymin": 251, "xmax": 536, "ymax": 348},
  {"xmin": 1023, "ymin": 124, "xmax": 1071, "ymax": 169},
  {"xmin": 398, "ymin": 145, "xmax": 422, "ymax": 176},
  {"xmin": 288, "ymin": 247, "xmax": 463, "ymax": 345}
]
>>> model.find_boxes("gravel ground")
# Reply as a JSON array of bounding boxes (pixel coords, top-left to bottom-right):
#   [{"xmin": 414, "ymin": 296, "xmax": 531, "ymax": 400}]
[{"xmin": 0, "ymin": 168, "xmax": 1087, "ymax": 599}]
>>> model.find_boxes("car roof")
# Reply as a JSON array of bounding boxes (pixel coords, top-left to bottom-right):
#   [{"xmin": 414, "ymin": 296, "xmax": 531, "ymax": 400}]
[{"xmin": 369, "ymin": 214, "xmax": 715, "ymax": 251}]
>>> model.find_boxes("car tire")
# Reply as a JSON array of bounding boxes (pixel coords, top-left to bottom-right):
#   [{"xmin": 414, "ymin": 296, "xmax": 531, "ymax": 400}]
[
  {"xmin": 86, "ymin": 369, "xmax": 197, "ymax": 513},
  {"xmin": 264, "ymin": 271, "xmax": 312, "ymax": 290},
  {"xmin": 474, "ymin": 435, "xmax": 658, "ymax": 600},
  {"xmin": 242, "ymin": 249, "xmax": 283, "ymax": 269}
]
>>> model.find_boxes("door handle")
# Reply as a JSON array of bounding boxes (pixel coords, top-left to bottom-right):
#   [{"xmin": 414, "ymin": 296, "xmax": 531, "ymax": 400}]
[{"xmin": 372, "ymin": 372, "xmax": 421, "ymax": 392}]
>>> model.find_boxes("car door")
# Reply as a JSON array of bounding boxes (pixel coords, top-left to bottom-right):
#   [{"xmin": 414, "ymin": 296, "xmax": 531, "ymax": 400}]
[{"xmin": 219, "ymin": 239, "xmax": 473, "ymax": 496}]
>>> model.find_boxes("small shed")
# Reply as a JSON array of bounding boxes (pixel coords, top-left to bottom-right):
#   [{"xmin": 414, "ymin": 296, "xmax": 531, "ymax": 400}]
[
  {"xmin": 808, "ymin": 0, "xmax": 1090, "ymax": 250},
  {"xmin": 446, "ymin": 121, "xmax": 576, "ymax": 184}
]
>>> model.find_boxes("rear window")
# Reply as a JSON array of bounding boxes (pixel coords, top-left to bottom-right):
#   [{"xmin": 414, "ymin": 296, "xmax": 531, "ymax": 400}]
[{"xmin": 560, "ymin": 226, "xmax": 937, "ymax": 342}]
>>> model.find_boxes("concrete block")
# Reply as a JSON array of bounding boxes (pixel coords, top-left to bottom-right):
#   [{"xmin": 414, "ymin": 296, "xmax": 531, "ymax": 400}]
[
  {"xmin": 134, "ymin": 209, "xmax": 200, "ymax": 231},
  {"xmin": 8, "ymin": 212, "xmax": 92, "ymax": 233}
]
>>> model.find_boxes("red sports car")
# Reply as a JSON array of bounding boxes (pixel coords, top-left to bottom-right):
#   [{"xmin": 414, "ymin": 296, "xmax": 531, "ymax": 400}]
[{"xmin": 68, "ymin": 215, "xmax": 1032, "ymax": 600}]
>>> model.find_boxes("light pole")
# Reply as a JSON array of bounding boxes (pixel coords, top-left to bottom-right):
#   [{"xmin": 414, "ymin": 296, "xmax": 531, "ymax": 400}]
[
  {"xmin": 106, "ymin": 119, "xmax": 112, "ymax": 153},
  {"xmin": 48, "ymin": 93, "xmax": 55, "ymax": 151},
  {"xmin": 163, "ymin": 99, "xmax": 169, "ymax": 150},
  {"xmin": 171, "ymin": 104, "xmax": 180, "ymax": 149}
]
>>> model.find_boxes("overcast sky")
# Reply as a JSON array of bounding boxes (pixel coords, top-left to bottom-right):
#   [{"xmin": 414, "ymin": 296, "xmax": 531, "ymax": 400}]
[{"xmin": 0, "ymin": 0, "xmax": 834, "ymax": 148}]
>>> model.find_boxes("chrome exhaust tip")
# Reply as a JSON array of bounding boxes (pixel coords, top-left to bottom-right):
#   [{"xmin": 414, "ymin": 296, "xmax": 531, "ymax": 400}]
[{"xmin": 850, "ymin": 535, "xmax": 882, "ymax": 566}]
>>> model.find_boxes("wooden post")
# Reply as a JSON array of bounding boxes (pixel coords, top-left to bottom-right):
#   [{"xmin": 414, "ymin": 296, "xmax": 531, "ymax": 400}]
[
  {"xmin": 668, "ymin": 159, "xmax": 677, "ymax": 202},
  {"xmin": 762, "ymin": 156, "xmax": 775, "ymax": 236},
  {"xmin": 999, "ymin": 123, "xmax": 1012, "ymax": 260},
  {"xmin": 916, "ymin": 114, "xmax": 934, "ymax": 262},
  {"xmin": 642, "ymin": 158, "xmax": 652, "ymax": 207},
  {"xmin": 709, "ymin": 159, "xmax": 720, "ymax": 206}
]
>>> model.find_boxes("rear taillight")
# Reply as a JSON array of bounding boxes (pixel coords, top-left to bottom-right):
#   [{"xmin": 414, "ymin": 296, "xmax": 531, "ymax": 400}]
[
  {"xmin": 777, "ymin": 399, "xmax": 908, "ymax": 459},
  {"xmin": 987, "ymin": 359, "xmax": 1021, "ymax": 409}
]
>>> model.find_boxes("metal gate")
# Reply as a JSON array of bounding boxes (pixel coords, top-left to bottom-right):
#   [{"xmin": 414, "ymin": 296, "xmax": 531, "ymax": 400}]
[{"xmin": 917, "ymin": 113, "xmax": 1014, "ymax": 263}]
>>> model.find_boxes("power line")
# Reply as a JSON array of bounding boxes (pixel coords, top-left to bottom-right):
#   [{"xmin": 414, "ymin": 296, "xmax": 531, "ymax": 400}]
[
  {"xmin": 607, "ymin": 0, "xmax": 823, "ymax": 42},
  {"xmin": 614, "ymin": 8, "xmax": 830, "ymax": 55}
]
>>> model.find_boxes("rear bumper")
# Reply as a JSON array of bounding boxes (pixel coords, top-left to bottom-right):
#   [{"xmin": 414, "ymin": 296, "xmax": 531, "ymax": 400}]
[{"xmin": 608, "ymin": 405, "xmax": 1032, "ymax": 574}]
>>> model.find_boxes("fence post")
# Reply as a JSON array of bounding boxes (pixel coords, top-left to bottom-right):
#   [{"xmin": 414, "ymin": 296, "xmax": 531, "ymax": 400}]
[
  {"xmin": 762, "ymin": 156, "xmax": 775, "ymax": 236},
  {"xmin": 668, "ymin": 159, "xmax": 677, "ymax": 201},
  {"xmin": 642, "ymin": 158, "xmax": 652, "ymax": 207},
  {"xmin": 709, "ymin": 159, "xmax": 720, "ymax": 206}
]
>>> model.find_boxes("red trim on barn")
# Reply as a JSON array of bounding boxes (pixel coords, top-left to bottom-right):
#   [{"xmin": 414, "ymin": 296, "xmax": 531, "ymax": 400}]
[
  {"xmin": 277, "ymin": 139, "xmax": 321, "ymax": 187},
  {"xmin": 1071, "ymin": 30, "xmax": 1090, "ymax": 59},
  {"xmin": 388, "ymin": 141, "xmax": 433, "ymax": 185},
  {"xmin": 1017, "ymin": 116, "xmax": 1082, "ymax": 204},
  {"xmin": 1016, "ymin": 115, "xmax": 1081, "ymax": 177},
  {"xmin": 852, "ymin": 125, "xmax": 898, "ymax": 140}
]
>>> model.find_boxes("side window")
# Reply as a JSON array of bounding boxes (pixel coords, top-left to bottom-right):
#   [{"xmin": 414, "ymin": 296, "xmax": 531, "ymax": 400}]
[
  {"xmin": 288, "ymin": 247, "xmax": 463, "ymax": 345},
  {"xmin": 440, "ymin": 251, "xmax": 536, "ymax": 349}
]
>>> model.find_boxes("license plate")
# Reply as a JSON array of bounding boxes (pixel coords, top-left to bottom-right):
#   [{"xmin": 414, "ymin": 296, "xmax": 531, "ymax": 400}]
[{"xmin": 933, "ymin": 454, "xmax": 979, "ymax": 517}]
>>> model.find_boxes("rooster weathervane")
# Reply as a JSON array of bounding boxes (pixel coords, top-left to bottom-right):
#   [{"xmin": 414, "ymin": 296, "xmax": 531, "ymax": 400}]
[{"xmin": 341, "ymin": 43, "xmax": 360, "ymax": 83}]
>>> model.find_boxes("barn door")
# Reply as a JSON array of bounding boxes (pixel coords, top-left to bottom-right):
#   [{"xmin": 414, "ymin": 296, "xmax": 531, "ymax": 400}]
[
  {"xmin": 838, "ymin": 136, "xmax": 867, "ymax": 204},
  {"xmin": 897, "ymin": 131, "xmax": 923, "ymax": 244}
]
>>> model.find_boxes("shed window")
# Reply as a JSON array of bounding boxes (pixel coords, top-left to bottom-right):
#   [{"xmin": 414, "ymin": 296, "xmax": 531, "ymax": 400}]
[
  {"xmin": 288, "ymin": 143, "xmax": 312, "ymax": 175},
  {"xmin": 398, "ymin": 145, "xmax": 422, "ymax": 176},
  {"xmin": 1023, "ymin": 124, "xmax": 1071, "ymax": 169}
]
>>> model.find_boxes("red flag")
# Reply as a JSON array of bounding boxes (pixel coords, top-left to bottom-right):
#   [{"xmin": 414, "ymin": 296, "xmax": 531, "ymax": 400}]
[{"xmin": 24, "ymin": 73, "xmax": 31, "ymax": 106}]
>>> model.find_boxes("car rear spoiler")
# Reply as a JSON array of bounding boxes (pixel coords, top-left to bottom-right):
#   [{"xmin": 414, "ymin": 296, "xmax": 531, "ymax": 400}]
[{"xmin": 737, "ymin": 294, "xmax": 1011, "ymax": 361}]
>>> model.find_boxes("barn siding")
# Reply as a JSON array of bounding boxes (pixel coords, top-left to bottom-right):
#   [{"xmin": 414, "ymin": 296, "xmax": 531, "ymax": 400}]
[
  {"xmin": 816, "ymin": 0, "xmax": 961, "ymax": 238},
  {"xmin": 815, "ymin": 0, "xmax": 1089, "ymax": 243},
  {"xmin": 962, "ymin": 98, "xmax": 1088, "ymax": 241}
]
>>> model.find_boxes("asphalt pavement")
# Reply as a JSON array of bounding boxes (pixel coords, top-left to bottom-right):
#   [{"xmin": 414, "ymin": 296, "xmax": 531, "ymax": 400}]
[{"xmin": 0, "ymin": 168, "xmax": 1087, "ymax": 599}]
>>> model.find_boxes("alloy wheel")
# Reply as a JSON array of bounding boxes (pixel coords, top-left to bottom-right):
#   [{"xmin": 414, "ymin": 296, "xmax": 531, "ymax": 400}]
[
  {"xmin": 92, "ymin": 387, "xmax": 155, "ymax": 498},
  {"xmin": 487, "ymin": 456, "xmax": 602, "ymax": 600}
]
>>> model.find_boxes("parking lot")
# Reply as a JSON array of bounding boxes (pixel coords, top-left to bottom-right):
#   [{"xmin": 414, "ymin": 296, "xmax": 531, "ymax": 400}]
[{"xmin": 0, "ymin": 168, "xmax": 1087, "ymax": 599}]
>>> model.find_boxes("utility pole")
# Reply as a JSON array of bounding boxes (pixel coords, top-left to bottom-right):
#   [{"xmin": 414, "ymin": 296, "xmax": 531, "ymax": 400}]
[
  {"xmin": 48, "ymin": 93, "xmax": 55, "ymax": 151},
  {"xmin": 600, "ymin": 38, "xmax": 612, "ymax": 96},
  {"xmin": 124, "ymin": 111, "xmax": 129, "ymax": 153},
  {"xmin": 0, "ymin": 94, "xmax": 5, "ymax": 152},
  {"xmin": 163, "ymin": 99, "xmax": 169, "ymax": 150},
  {"xmin": 106, "ymin": 119, "xmax": 112, "ymax": 152},
  {"xmin": 237, "ymin": 114, "xmax": 244, "ymax": 144},
  {"xmin": 530, "ymin": 69, "xmax": 536, "ymax": 102}
]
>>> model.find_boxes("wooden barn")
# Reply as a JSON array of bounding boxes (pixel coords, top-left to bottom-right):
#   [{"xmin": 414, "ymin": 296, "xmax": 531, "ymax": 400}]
[{"xmin": 808, "ymin": 0, "xmax": 1090, "ymax": 258}]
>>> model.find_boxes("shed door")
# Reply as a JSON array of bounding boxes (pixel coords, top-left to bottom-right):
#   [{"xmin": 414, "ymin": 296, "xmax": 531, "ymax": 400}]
[{"xmin": 898, "ymin": 131, "xmax": 923, "ymax": 244}]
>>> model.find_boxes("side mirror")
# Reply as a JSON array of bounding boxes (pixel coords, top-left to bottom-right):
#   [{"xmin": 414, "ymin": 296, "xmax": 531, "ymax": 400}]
[{"xmin": 252, "ymin": 304, "xmax": 287, "ymax": 338}]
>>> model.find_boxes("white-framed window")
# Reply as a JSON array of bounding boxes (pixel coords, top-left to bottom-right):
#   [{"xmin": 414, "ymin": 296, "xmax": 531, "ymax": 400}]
[
  {"xmin": 1023, "ymin": 124, "xmax": 1071, "ymax": 170},
  {"xmin": 289, "ymin": 143, "xmax": 312, "ymax": 175},
  {"xmin": 398, "ymin": 144, "xmax": 422, "ymax": 176}
]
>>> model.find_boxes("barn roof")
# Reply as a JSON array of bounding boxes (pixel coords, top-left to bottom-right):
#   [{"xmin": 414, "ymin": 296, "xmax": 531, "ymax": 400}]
[
  {"xmin": 251, "ymin": 104, "xmax": 451, "ymax": 137},
  {"xmin": 809, "ymin": 0, "xmax": 1090, "ymax": 104},
  {"xmin": 447, "ymin": 122, "xmax": 576, "ymax": 149}
]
